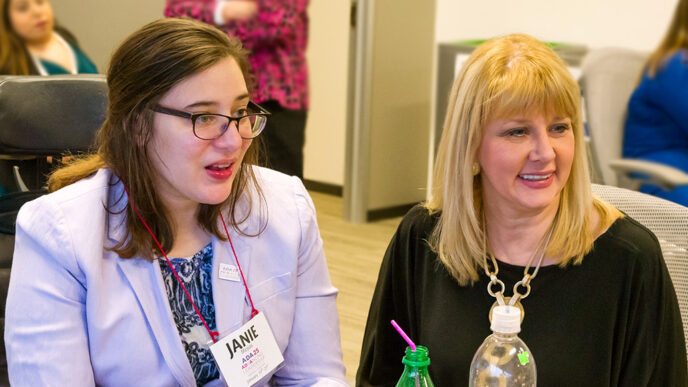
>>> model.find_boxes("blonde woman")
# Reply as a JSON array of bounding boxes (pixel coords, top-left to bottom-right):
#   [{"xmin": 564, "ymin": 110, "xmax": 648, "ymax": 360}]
[{"xmin": 357, "ymin": 34, "xmax": 686, "ymax": 385}]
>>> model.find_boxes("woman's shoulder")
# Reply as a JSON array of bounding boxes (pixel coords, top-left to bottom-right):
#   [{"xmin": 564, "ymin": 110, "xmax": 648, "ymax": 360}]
[
  {"xmin": 245, "ymin": 165, "xmax": 313, "ymax": 224},
  {"xmin": 251, "ymin": 165, "xmax": 300, "ymax": 186},
  {"xmin": 250, "ymin": 165, "xmax": 307, "ymax": 202},
  {"xmin": 665, "ymin": 49, "xmax": 688, "ymax": 68},
  {"xmin": 645, "ymin": 49, "xmax": 688, "ymax": 82},
  {"xmin": 594, "ymin": 215, "xmax": 663, "ymax": 267},
  {"xmin": 603, "ymin": 215, "xmax": 659, "ymax": 247},
  {"xmin": 394, "ymin": 204, "xmax": 439, "ymax": 241},
  {"xmin": 44, "ymin": 168, "xmax": 110, "ymax": 201},
  {"xmin": 19, "ymin": 168, "xmax": 112, "ymax": 219},
  {"xmin": 14, "ymin": 169, "xmax": 112, "ymax": 268}
]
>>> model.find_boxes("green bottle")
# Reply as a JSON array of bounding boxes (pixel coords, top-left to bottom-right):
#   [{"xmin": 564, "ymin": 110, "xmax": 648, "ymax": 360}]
[{"xmin": 396, "ymin": 346, "xmax": 435, "ymax": 387}]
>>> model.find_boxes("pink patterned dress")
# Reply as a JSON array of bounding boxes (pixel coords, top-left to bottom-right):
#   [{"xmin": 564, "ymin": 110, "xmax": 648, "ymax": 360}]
[{"xmin": 164, "ymin": 0, "xmax": 309, "ymax": 110}]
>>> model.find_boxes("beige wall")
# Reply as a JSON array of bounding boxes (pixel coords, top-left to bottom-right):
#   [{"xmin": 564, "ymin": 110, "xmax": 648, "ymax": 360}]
[
  {"xmin": 53, "ymin": 1, "xmax": 165, "ymax": 72},
  {"xmin": 304, "ymin": 0, "xmax": 350, "ymax": 186},
  {"xmin": 366, "ymin": 0, "xmax": 435, "ymax": 209},
  {"xmin": 435, "ymin": 0, "xmax": 677, "ymax": 51}
]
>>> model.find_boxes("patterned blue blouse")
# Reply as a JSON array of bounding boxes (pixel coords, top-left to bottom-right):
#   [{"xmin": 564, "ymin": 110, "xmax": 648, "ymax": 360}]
[{"xmin": 159, "ymin": 243, "xmax": 220, "ymax": 385}]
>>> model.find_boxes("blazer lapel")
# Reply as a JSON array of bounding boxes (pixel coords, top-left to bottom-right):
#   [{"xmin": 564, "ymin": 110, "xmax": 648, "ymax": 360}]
[
  {"xmin": 107, "ymin": 177, "xmax": 196, "ymax": 387},
  {"xmin": 212, "ymin": 232, "xmax": 251, "ymax": 337},
  {"xmin": 117, "ymin": 258, "xmax": 196, "ymax": 387}
]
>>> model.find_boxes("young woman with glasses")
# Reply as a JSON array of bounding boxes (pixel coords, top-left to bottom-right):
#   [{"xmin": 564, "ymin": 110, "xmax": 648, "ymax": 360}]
[{"xmin": 5, "ymin": 18, "xmax": 347, "ymax": 386}]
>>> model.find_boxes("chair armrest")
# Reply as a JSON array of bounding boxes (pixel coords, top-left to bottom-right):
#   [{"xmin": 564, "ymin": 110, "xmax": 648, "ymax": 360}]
[{"xmin": 609, "ymin": 158, "xmax": 688, "ymax": 190}]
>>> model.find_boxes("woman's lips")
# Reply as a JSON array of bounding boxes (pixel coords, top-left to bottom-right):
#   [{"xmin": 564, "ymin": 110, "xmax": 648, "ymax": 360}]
[
  {"xmin": 518, "ymin": 171, "xmax": 554, "ymax": 188},
  {"xmin": 205, "ymin": 163, "xmax": 233, "ymax": 180}
]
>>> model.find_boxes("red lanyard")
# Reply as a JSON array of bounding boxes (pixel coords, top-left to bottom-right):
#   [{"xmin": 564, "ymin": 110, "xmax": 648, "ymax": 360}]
[{"xmin": 124, "ymin": 187, "xmax": 258, "ymax": 343}]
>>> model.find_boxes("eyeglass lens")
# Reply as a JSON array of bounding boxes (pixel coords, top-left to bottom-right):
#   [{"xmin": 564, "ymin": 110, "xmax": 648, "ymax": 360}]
[{"xmin": 194, "ymin": 114, "xmax": 267, "ymax": 140}]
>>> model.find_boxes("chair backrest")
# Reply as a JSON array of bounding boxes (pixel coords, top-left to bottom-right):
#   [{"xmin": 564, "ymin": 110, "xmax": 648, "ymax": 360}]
[
  {"xmin": 580, "ymin": 48, "xmax": 648, "ymax": 186},
  {"xmin": 592, "ymin": 184, "xmax": 688, "ymax": 357},
  {"xmin": 0, "ymin": 75, "xmax": 107, "ymax": 156}
]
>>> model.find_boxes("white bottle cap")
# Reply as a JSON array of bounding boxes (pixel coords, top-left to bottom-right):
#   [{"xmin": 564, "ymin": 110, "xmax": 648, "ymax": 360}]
[{"xmin": 491, "ymin": 305, "xmax": 521, "ymax": 334}]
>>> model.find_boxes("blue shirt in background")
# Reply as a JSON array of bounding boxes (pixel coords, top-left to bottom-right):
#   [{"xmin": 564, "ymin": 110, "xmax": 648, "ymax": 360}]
[{"xmin": 623, "ymin": 50, "xmax": 688, "ymax": 206}]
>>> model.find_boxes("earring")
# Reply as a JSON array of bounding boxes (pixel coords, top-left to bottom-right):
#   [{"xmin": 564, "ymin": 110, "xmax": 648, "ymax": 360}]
[{"xmin": 472, "ymin": 163, "xmax": 480, "ymax": 176}]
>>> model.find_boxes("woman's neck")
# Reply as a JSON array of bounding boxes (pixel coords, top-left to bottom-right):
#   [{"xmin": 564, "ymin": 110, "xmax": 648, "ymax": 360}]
[
  {"xmin": 25, "ymin": 32, "xmax": 56, "ymax": 54},
  {"xmin": 484, "ymin": 202, "xmax": 558, "ymax": 267},
  {"xmin": 165, "ymin": 201, "xmax": 211, "ymax": 258}
]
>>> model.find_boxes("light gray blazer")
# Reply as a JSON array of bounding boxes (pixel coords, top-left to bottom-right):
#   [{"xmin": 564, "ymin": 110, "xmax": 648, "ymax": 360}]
[{"xmin": 5, "ymin": 167, "xmax": 347, "ymax": 386}]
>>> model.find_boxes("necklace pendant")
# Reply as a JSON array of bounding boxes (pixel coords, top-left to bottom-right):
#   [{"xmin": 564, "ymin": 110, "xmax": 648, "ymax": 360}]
[{"xmin": 489, "ymin": 297, "xmax": 525, "ymax": 323}]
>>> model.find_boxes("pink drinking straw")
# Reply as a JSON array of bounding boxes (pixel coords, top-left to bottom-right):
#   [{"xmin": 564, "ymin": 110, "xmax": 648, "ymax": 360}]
[{"xmin": 391, "ymin": 320, "xmax": 416, "ymax": 351}]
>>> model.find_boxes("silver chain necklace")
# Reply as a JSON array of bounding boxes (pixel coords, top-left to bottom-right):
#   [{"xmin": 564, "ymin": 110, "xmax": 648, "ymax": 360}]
[{"xmin": 482, "ymin": 220, "xmax": 554, "ymax": 323}]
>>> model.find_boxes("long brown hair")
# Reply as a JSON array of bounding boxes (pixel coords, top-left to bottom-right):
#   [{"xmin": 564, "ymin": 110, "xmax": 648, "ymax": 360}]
[
  {"xmin": 49, "ymin": 18, "xmax": 265, "ymax": 260},
  {"xmin": 0, "ymin": 0, "xmax": 32, "ymax": 74},
  {"xmin": 646, "ymin": 0, "xmax": 688, "ymax": 77}
]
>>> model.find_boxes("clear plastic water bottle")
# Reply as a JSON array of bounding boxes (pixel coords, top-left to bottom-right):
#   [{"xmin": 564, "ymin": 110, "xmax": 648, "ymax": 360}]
[
  {"xmin": 469, "ymin": 305, "xmax": 536, "ymax": 387},
  {"xmin": 396, "ymin": 346, "xmax": 435, "ymax": 387}
]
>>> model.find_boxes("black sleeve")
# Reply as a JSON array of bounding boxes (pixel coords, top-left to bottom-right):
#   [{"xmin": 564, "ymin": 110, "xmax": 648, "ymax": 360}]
[
  {"xmin": 618, "ymin": 224, "xmax": 687, "ymax": 386},
  {"xmin": 356, "ymin": 207, "xmax": 430, "ymax": 386}
]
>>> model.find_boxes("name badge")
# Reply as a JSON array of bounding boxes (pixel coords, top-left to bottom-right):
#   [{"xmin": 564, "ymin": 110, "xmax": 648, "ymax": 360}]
[
  {"xmin": 219, "ymin": 263, "xmax": 241, "ymax": 282},
  {"xmin": 210, "ymin": 312, "xmax": 284, "ymax": 387}
]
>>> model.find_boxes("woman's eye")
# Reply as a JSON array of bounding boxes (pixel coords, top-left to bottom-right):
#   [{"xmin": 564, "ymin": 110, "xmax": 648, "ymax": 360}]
[
  {"xmin": 505, "ymin": 128, "xmax": 527, "ymax": 137},
  {"xmin": 551, "ymin": 124, "xmax": 570, "ymax": 134},
  {"xmin": 233, "ymin": 108, "xmax": 248, "ymax": 117},
  {"xmin": 197, "ymin": 115, "xmax": 216, "ymax": 124}
]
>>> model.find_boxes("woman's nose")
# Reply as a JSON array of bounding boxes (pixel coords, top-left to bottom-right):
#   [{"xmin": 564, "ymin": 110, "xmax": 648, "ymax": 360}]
[
  {"xmin": 529, "ymin": 132, "xmax": 556, "ymax": 163},
  {"xmin": 30, "ymin": 3, "xmax": 43, "ymax": 16},
  {"xmin": 213, "ymin": 121, "xmax": 244, "ymax": 150}
]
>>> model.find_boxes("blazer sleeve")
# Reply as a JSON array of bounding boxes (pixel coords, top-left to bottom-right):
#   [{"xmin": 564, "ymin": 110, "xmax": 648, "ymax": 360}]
[
  {"xmin": 270, "ymin": 177, "xmax": 348, "ymax": 386},
  {"xmin": 5, "ymin": 198, "xmax": 95, "ymax": 386}
]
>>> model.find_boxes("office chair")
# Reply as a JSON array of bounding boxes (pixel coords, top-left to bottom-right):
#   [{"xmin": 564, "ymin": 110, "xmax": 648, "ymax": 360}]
[
  {"xmin": 580, "ymin": 48, "xmax": 688, "ymax": 190},
  {"xmin": 592, "ymin": 184, "xmax": 688, "ymax": 361},
  {"xmin": 0, "ymin": 75, "xmax": 107, "ymax": 386}
]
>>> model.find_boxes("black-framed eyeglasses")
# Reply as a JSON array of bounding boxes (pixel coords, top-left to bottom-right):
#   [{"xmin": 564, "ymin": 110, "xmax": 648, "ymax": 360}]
[{"xmin": 151, "ymin": 101, "xmax": 271, "ymax": 140}]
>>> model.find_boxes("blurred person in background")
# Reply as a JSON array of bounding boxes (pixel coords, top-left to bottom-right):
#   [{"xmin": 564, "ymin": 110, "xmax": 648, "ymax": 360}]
[
  {"xmin": 0, "ymin": 0, "xmax": 98, "ymax": 195},
  {"xmin": 165, "ymin": 0, "xmax": 309, "ymax": 179},
  {"xmin": 623, "ymin": 0, "xmax": 688, "ymax": 206},
  {"xmin": 0, "ymin": 0, "xmax": 97, "ymax": 75}
]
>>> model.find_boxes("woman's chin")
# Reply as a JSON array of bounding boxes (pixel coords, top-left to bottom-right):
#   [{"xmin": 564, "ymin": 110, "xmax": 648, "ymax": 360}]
[
  {"xmin": 202, "ymin": 197, "xmax": 231, "ymax": 206},
  {"xmin": 197, "ymin": 190, "xmax": 233, "ymax": 206}
]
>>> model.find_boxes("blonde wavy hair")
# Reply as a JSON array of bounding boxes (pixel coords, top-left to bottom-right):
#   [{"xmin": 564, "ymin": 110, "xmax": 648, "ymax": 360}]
[{"xmin": 427, "ymin": 33, "xmax": 621, "ymax": 286}]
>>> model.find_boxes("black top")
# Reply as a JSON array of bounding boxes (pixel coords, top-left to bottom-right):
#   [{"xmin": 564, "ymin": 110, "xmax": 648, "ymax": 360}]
[{"xmin": 356, "ymin": 206, "xmax": 687, "ymax": 386}]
